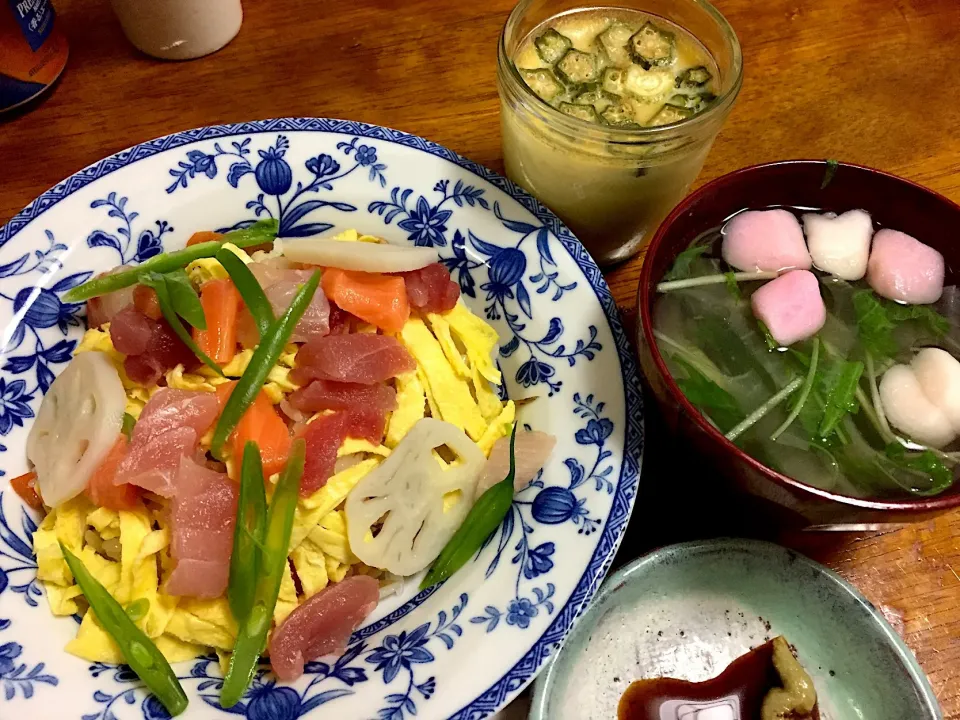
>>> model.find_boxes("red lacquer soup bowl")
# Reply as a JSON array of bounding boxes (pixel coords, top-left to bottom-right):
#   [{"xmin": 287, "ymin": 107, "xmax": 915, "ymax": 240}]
[{"xmin": 636, "ymin": 160, "xmax": 960, "ymax": 526}]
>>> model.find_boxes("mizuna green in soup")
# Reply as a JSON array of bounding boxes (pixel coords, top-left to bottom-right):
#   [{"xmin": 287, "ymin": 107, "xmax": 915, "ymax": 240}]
[{"xmin": 653, "ymin": 205, "xmax": 960, "ymax": 499}]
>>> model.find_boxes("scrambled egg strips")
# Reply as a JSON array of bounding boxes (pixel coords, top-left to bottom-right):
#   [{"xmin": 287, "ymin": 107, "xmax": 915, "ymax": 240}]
[{"xmin": 45, "ymin": 232, "xmax": 513, "ymax": 665}]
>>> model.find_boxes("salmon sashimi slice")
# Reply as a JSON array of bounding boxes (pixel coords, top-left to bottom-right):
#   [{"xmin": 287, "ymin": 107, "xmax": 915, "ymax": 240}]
[
  {"xmin": 215, "ymin": 383, "xmax": 292, "ymax": 477},
  {"xmin": 321, "ymin": 268, "xmax": 410, "ymax": 332},
  {"xmin": 288, "ymin": 380, "xmax": 397, "ymax": 414},
  {"xmin": 268, "ymin": 575, "xmax": 380, "ymax": 681},
  {"xmin": 85, "ymin": 435, "xmax": 141, "ymax": 510},
  {"xmin": 165, "ymin": 456, "xmax": 237, "ymax": 598},
  {"xmin": 290, "ymin": 334, "xmax": 416, "ymax": 386},
  {"xmin": 193, "ymin": 278, "xmax": 241, "ymax": 365},
  {"xmin": 133, "ymin": 284, "xmax": 163, "ymax": 320}
]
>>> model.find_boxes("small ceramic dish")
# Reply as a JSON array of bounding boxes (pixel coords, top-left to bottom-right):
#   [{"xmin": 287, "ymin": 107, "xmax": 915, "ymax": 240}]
[{"xmin": 529, "ymin": 538, "xmax": 941, "ymax": 720}]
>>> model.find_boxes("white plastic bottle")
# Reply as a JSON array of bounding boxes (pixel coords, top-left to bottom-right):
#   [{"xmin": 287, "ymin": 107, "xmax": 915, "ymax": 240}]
[{"xmin": 110, "ymin": 0, "xmax": 243, "ymax": 60}]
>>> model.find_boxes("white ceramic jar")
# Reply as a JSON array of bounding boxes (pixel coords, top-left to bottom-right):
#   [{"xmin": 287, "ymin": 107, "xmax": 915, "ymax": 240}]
[{"xmin": 110, "ymin": 0, "xmax": 243, "ymax": 60}]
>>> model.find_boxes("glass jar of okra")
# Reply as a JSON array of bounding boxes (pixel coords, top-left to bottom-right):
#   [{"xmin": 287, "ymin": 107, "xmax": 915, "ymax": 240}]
[{"xmin": 497, "ymin": 0, "xmax": 742, "ymax": 266}]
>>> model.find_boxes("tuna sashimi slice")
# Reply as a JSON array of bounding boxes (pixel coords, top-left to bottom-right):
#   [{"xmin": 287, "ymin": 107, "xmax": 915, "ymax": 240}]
[
  {"xmin": 268, "ymin": 575, "xmax": 380, "ymax": 682},
  {"xmin": 132, "ymin": 388, "xmax": 220, "ymax": 443},
  {"xmin": 397, "ymin": 263, "xmax": 460, "ymax": 314},
  {"xmin": 165, "ymin": 457, "xmax": 238, "ymax": 598},
  {"xmin": 476, "ymin": 431, "xmax": 557, "ymax": 495},
  {"xmin": 113, "ymin": 426, "xmax": 198, "ymax": 496},
  {"xmin": 164, "ymin": 558, "xmax": 232, "ymax": 600},
  {"xmin": 115, "ymin": 311, "xmax": 198, "ymax": 386},
  {"xmin": 299, "ymin": 409, "xmax": 388, "ymax": 495},
  {"xmin": 289, "ymin": 380, "xmax": 398, "ymax": 414},
  {"xmin": 110, "ymin": 307, "xmax": 152, "ymax": 355},
  {"xmin": 291, "ymin": 334, "xmax": 416, "ymax": 386}
]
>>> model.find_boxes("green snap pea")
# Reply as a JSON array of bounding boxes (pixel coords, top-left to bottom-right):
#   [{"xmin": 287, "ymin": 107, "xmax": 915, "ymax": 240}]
[
  {"xmin": 64, "ymin": 219, "xmax": 279, "ymax": 302},
  {"xmin": 227, "ymin": 442, "xmax": 268, "ymax": 624},
  {"xmin": 121, "ymin": 412, "xmax": 136, "ymax": 439},
  {"xmin": 421, "ymin": 424, "xmax": 517, "ymax": 590},
  {"xmin": 60, "ymin": 543, "xmax": 187, "ymax": 716},
  {"xmin": 210, "ymin": 271, "xmax": 320, "ymax": 459},
  {"xmin": 215, "ymin": 248, "xmax": 275, "ymax": 338},
  {"xmin": 221, "ymin": 439, "xmax": 305, "ymax": 708},
  {"xmin": 125, "ymin": 598, "xmax": 150, "ymax": 623}
]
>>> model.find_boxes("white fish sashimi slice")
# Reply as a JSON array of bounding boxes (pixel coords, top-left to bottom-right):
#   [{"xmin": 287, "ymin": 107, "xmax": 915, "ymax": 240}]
[
  {"xmin": 476, "ymin": 430, "xmax": 557, "ymax": 495},
  {"xmin": 26, "ymin": 351, "xmax": 126, "ymax": 507},
  {"xmin": 344, "ymin": 418, "xmax": 485, "ymax": 576},
  {"xmin": 282, "ymin": 238, "xmax": 436, "ymax": 273}
]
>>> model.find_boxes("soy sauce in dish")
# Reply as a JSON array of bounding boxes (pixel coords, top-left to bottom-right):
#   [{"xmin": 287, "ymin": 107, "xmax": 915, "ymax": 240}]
[{"xmin": 617, "ymin": 636, "xmax": 819, "ymax": 720}]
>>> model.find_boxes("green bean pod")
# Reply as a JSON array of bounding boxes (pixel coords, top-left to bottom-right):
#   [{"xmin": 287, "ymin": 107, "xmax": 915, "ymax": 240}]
[
  {"xmin": 420, "ymin": 425, "xmax": 517, "ymax": 590},
  {"xmin": 215, "ymin": 248, "xmax": 275, "ymax": 337},
  {"xmin": 64, "ymin": 219, "xmax": 279, "ymax": 302},
  {"xmin": 210, "ymin": 271, "xmax": 320, "ymax": 459},
  {"xmin": 228, "ymin": 442, "xmax": 268, "ymax": 624},
  {"xmin": 60, "ymin": 543, "xmax": 188, "ymax": 716},
  {"xmin": 220, "ymin": 439, "xmax": 306, "ymax": 708}
]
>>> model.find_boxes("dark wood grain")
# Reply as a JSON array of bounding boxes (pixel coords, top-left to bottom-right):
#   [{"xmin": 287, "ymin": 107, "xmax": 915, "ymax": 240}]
[{"xmin": 2, "ymin": 0, "xmax": 959, "ymax": 715}]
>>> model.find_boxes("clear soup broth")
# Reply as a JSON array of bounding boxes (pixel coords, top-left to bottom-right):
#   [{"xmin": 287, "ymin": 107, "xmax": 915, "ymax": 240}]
[{"xmin": 654, "ymin": 206, "xmax": 960, "ymax": 500}]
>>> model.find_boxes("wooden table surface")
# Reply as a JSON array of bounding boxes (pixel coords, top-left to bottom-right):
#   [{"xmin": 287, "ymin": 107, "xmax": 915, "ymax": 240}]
[{"xmin": 2, "ymin": 0, "xmax": 959, "ymax": 715}]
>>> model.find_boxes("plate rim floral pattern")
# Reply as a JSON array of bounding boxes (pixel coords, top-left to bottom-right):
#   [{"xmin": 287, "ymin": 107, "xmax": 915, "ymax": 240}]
[{"xmin": 0, "ymin": 118, "xmax": 644, "ymax": 719}]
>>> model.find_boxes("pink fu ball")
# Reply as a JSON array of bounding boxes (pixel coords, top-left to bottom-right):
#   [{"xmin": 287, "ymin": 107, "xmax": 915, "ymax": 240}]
[
  {"xmin": 721, "ymin": 209, "xmax": 812, "ymax": 273},
  {"xmin": 751, "ymin": 270, "xmax": 826, "ymax": 347},
  {"xmin": 867, "ymin": 229, "xmax": 945, "ymax": 304}
]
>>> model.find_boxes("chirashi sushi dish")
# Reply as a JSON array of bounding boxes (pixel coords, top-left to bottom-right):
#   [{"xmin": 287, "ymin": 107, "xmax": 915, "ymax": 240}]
[{"xmin": 11, "ymin": 220, "xmax": 555, "ymax": 714}]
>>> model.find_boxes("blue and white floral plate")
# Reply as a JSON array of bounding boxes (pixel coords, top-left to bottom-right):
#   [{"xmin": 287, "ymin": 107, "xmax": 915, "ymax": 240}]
[{"xmin": 0, "ymin": 119, "xmax": 643, "ymax": 720}]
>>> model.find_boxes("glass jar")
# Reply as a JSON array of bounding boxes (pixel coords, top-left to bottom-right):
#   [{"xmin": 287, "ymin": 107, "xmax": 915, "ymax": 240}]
[{"xmin": 497, "ymin": 0, "xmax": 742, "ymax": 266}]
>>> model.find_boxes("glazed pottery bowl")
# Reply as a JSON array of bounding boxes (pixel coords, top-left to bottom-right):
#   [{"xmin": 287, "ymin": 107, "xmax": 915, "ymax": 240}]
[
  {"xmin": 636, "ymin": 160, "xmax": 960, "ymax": 526},
  {"xmin": 530, "ymin": 539, "xmax": 941, "ymax": 719}
]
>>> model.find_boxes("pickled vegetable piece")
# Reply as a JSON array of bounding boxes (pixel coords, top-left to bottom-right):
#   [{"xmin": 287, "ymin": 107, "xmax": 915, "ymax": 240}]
[
  {"xmin": 677, "ymin": 65, "xmax": 712, "ymax": 88},
  {"xmin": 668, "ymin": 92, "xmax": 716, "ymax": 111},
  {"xmin": 534, "ymin": 28, "xmax": 573, "ymax": 65},
  {"xmin": 555, "ymin": 49, "xmax": 600, "ymax": 84},
  {"xmin": 623, "ymin": 65, "xmax": 674, "ymax": 101},
  {"xmin": 598, "ymin": 21, "xmax": 634, "ymax": 67},
  {"xmin": 628, "ymin": 21, "xmax": 676, "ymax": 68},
  {"xmin": 602, "ymin": 67, "xmax": 626, "ymax": 94},
  {"xmin": 600, "ymin": 101, "xmax": 639, "ymax": 127},
  {"xmin": 574, "ymin": 87, "xmax": 620, "ymax": 113},
  {"xmin": 648, "ymin": 102, "xmax": 694, "ymax": 126},
  {"xmin": 520, "ymin": 68, "xmax": 564, "ymax": 102},
  {"xmin": 559, "ymin": 102, "xmax": 600, "ymax": 123}
]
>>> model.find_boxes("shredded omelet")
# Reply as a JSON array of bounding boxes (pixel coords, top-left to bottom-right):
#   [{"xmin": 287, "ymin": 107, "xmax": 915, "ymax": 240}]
[{"xmin": 37, "ymin": 229, "xmax": 512, "ymax": 664}]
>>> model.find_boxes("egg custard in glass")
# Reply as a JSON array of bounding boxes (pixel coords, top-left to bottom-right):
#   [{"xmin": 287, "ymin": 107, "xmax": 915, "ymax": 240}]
[{"xmin": 497, "ymin": 0, "xmax": 742, "ymax": 266}]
